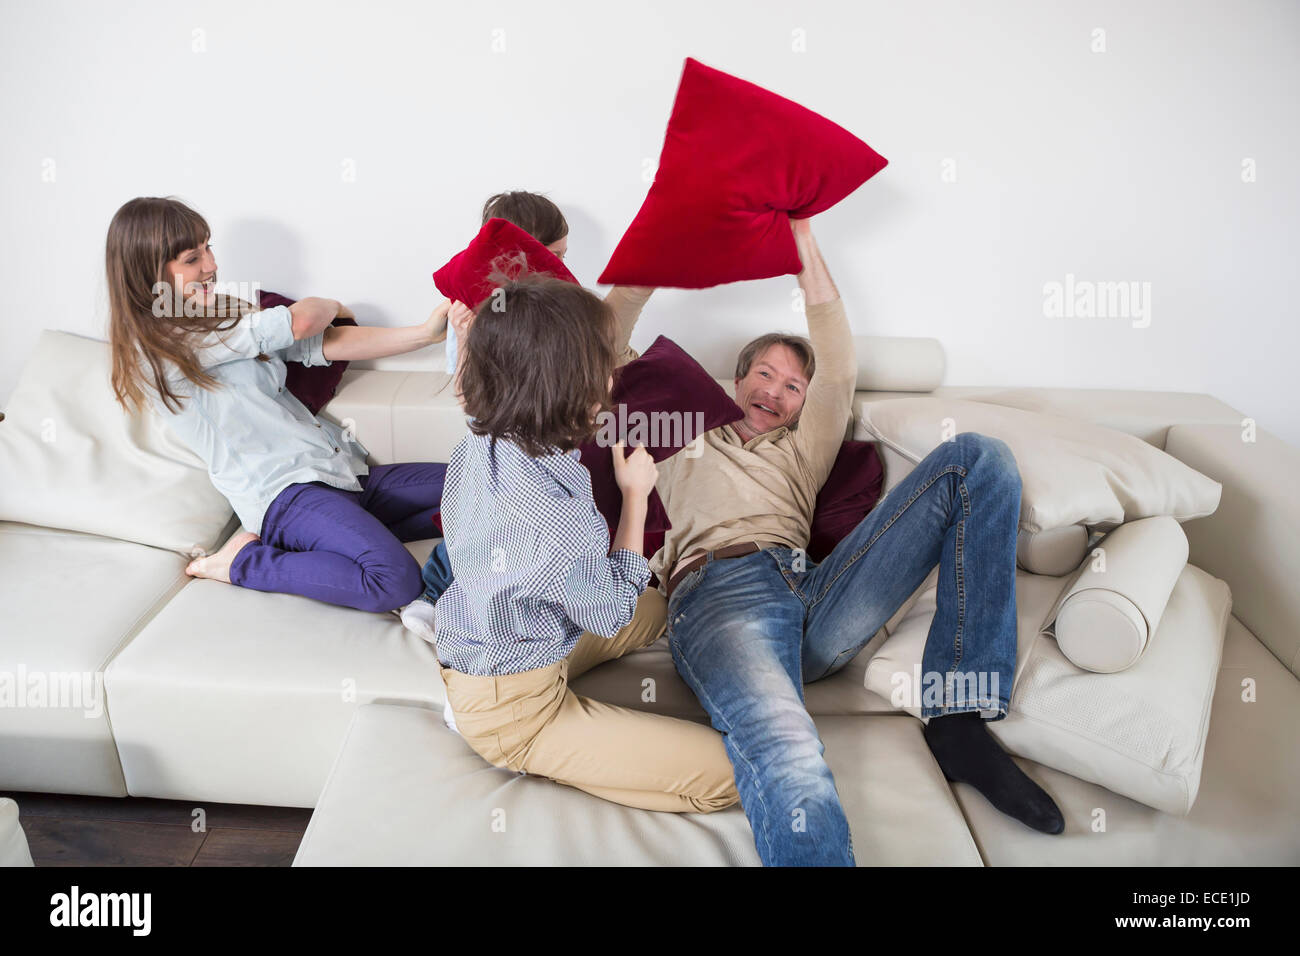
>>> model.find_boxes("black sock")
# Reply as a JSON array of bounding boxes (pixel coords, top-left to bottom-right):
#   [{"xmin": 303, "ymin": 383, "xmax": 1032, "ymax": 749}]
[{"xmin": 923, "ymin": 711, "xmax": 1065, "ymax": 835}]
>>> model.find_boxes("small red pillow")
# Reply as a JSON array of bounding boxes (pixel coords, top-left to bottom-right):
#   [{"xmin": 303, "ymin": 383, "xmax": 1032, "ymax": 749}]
[
  {"xmin": 260, "ymin": 290, "xmax": 356, "ymax": 415},
  {"xmin": 808, "ymin": 440, "xmax": 886, "ymax": 562},
  {"xmin": 434, "ymin": 218, "xmax": 578, "ymax": 308},
  {"xmin": 599, "ymin": 58, "xmax": 888, "ymax": 289},
  {"xmin": 579, "ymin": 335, "xmax": 745, "ymax": 555}
]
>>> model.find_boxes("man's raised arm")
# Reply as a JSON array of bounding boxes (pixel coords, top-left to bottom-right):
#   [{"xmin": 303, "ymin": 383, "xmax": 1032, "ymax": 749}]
[
  {"xmin": 604, "ymin": 286, "xmax": 655, "ymax": 368},
  {"xmin": 791, "ymin": 220, "xmax": 858, "ymax": 485}
]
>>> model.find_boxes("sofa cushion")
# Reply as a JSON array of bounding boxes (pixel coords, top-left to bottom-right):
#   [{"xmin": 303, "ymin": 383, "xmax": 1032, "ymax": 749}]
[
  {"xmin": 1016, "ymin": 525, "xmax": 1089, "ymax": 576},
  {"xmin": 0, "ymin": 331, "xmax": 234, "ymax": 555},
  {"xmin": 0, "ymin": 521, "xmax": 192, "ymax": 797},
  {"xmin": 865, "ymin": 564, "xmax": 1232, "ymax": 815},
  {"xmin": 950, "ymin": 616, "xmax": 1300, "ymax": 864},
  {"xmin": 570, "ymin": 626, "xmax": 897, "ymax": 721},
  {"xmin": 952, "ymin": 387, "xmax": 1245, "ymax": 449},
  {"xmin": 293, "ymin": 703, "xmax": 981, "ymax": 865},
  {"xmin": 858, "ymin": 397, "xmax": 1223, "ymax": 533},
  {"xmin": 598, "ymin": 58, "xmax": 888, "ymax": 289},
  {"xmin": 318, "ymin": 369, "xmax": 466, "ymax": 467},
  {"xmin": 101, "ymin": 538, "xmax": 445, "ymax": 807}
]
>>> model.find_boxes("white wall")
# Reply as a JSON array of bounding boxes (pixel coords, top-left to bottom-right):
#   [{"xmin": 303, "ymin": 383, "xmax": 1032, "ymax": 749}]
[{"xmin": 2, "ymin": 0, "xmax": 1297, "ymax": 444}]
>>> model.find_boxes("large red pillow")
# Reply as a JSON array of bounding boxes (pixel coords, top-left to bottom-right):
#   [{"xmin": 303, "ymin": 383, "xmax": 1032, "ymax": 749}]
[
  {"xmin": 808, "ymin": 439, "xmax": 886, "ymax": 562},
  {"xmin": 579, "ymin": 334, "xmax": 745, "ymax": 556},
  {"xmin": 434, "ymin": 218, "xmax": 578, "ymax": 308},
  {"xmin": 260, "ymin": 290, "xmax": 356, "ymax": 415},
  {"xmin": 599, "ymin": 57, "xmax": 888, "ymax": 289}
]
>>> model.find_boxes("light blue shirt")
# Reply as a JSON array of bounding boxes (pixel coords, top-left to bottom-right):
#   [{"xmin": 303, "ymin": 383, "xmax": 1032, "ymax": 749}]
[
  {"xmin": 150, "ymin": 305, "xmax": 370, "ymax": 535},
  {"xmin": 444, "ymin": 322, "xmax": 458, "ymax": 373}
]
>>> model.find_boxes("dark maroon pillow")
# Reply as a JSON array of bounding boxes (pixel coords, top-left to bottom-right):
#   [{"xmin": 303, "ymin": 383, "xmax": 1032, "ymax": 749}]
[
  {"xmin": 579, "ymin": 335, "xmax": 745, "ymax": 553},
  {"xmin": 433, "ymin": 218, "xmax": 577, "ymax": 308},
  {"xmin": 808, "ymin": 440, "xmax": 885, "ymax": 562},
  {"xmin": 259, "ymin": 290, "xmax": 356, "ymax": 415}
]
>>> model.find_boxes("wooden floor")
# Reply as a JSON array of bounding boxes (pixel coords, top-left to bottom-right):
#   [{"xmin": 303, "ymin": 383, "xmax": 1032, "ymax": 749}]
[{"xmin": 2, "ymin": 791, "xmax": 312, "ymax": 866}]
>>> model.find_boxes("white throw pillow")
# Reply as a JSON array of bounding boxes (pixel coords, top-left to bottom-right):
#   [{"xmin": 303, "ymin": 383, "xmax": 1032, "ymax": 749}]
[
  {"xmin": 1047, "ymin": 516, "xmax": 1189, "ymax": 673},
  {"xmin": 863, "ymin": 564, "xmax": 1231, "ymax": 815},
  {"xmin": 1016, "ymin": 524, "xmax": 1089, "ymax": 576},
  {"xmin": 858, "ymin": 397, "xmax": 1222, "ymax": 533},
  {"xmin": 0, "ymin": 330, "xmax": 233, "ymax": 555}
]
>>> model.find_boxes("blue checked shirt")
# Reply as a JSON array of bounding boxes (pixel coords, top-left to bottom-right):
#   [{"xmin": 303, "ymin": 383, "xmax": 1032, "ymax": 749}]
[
  {"xmin": 434, "ymin": 431, "xmax": 651, "ymax": 676},
  {"xmin": 148, "ymin": 305, "xmax": 370, "ymax": 535}
]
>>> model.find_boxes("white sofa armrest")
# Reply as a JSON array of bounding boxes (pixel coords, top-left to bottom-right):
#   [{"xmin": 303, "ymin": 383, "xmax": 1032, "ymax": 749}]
[{"xmin": 1164, "ymin": 423, "xmax": 1300, "ymax": 677}]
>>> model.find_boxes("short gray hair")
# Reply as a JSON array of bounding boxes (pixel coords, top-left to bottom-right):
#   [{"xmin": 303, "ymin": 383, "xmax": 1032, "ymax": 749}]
[{"xmin": 734, "ymin": 333, "xmax": 815, "ymax": 382}]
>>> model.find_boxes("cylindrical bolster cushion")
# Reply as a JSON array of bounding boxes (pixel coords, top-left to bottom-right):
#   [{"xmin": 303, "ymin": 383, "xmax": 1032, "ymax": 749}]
[
  {"xmin": 854, "ymin": 336, "xmax": 945, "ymax": 392},
  {"xmin": 1017, "ymin": 524, "xmax": 1089, "ymax": 576},
  {"xmin": 1049, "ymin": 516, "xmax": 1189, "ymax": 673}
]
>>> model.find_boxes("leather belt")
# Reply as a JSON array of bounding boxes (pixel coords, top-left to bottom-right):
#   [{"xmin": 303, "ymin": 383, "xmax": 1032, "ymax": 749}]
[{"xmin": 665, "ymin": 542, "xmax": 761, "ymax": 600}]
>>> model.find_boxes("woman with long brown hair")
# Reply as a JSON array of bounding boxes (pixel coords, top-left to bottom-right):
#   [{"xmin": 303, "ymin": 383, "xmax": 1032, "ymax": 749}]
[{"xmin": 107, "ymin": 196, "xmax": 447, "ymax": 613}]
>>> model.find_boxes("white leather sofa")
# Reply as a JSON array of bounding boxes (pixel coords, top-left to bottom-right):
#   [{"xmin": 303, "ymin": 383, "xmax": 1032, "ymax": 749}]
[
  {"xmin": 2, "ymin": 330, "xmax": 1297, "ymax": 866},
  {"xmin": 0, "ymin": 798, "xmax": 34, "ymax": 867}
]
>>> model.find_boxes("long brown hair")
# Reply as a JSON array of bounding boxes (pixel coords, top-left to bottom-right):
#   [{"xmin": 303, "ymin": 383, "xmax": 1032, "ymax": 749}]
[
  {"xmin": 107, "ymin": 197, "xmax": 258, "ymax": 414},
  {"xmin": 459, "ymin": 275, "xmax": 617, "ymax": 457}
]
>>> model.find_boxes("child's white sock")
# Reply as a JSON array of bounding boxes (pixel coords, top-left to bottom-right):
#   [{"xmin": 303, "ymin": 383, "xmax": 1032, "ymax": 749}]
[
  {"xmin": 441, "ymin": 697, "xmax": 460, "ymax": 735},
  {"xmin": 399, "ymin": 597, "xmax": 437, "ymax": 644}
]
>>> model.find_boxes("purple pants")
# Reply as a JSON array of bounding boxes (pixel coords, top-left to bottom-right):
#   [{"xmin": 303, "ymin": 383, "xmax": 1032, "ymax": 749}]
[{"xmin": 229, "ymin": 462, "xmax": 446, "ymax": 613}]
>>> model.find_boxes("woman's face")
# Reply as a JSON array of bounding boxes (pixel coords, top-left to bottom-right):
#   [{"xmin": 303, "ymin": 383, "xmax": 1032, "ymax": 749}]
[
  {"xmin": 163, "ymin": 237, "xmax": 218, "ymax": 307},
  {"xmin": 546, "ymin": 234, "xmax": 568, "ymax": 260}
]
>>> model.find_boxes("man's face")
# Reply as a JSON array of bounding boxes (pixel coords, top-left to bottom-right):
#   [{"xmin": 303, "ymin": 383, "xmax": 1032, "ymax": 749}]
[{"xmin": 733, "ymin": 343, "xmax": 809, "ymax": 437}]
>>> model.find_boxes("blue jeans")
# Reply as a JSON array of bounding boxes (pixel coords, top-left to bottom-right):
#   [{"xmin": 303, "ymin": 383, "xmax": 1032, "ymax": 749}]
[{"xmin": 665, "ymin": 433, "xmax": 1021, "ymax": 866}]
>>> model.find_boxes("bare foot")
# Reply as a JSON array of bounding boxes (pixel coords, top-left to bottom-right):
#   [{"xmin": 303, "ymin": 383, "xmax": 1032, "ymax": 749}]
[{"xmin": 186, "ymin": 531, "xmax": 259, "ymax": 583}]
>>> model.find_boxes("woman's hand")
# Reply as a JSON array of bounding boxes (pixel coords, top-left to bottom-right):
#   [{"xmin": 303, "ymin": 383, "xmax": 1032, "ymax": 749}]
[
  {"xmin": 611, "ymin": 441, "xmax": 658, "ymax": 499},
  {"xmin": 335, "ymin": 304, "xmax": 357, "ymax": 321},
  {"xmin": 423, "ymin": 299, "xmax": 450, "ymax": 344}
]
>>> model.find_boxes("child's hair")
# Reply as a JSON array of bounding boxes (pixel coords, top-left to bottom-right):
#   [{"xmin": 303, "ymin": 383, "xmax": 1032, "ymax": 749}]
[
  {"xmin": 459, "ymin": 275, "xmax": 617, "ymax": 457},
  {"xmin": 106, "ymin": 196, "xmax": 258, "ymax": 414},
  {"xmin": 481, "ymin": 191, "xmax": 569, "ymax": 247}
]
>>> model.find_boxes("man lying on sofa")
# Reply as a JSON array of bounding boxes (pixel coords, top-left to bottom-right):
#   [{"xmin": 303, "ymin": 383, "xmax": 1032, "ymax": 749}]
[{"xmin": 623, "ymin": 217, "xmax": 1065, "ymax": 866}]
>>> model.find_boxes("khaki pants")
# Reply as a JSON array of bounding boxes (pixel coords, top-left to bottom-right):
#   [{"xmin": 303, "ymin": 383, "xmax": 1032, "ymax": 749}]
[{"xmin": 438, "ymin": 589, "xmax": 739, "ymax": 813}]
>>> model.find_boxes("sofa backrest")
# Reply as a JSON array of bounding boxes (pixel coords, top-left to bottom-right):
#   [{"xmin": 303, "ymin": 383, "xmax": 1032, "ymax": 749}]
[{"xmin": 0, "ymin": 330, "xmax": 235, "ymax": 556}]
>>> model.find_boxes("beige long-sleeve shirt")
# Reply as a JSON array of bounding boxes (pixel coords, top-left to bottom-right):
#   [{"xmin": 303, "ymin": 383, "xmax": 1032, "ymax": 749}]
[
  {"xmin": 611, "ymin": 296, "xmax": 857, "ymax": 592},
  {"xmin": 605, "ymin": 285, "xmax": 653, "ymax": 366}
]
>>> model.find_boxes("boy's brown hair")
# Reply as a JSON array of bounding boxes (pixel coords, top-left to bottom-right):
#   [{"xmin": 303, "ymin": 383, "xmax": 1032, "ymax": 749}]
[
  {"xmin": 459, "ymin": 275, "xmax": 616, "ymax": 457},
  {"xmin": 481, "ymin": 191, "xmax": 569, "ymax": 246}
]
